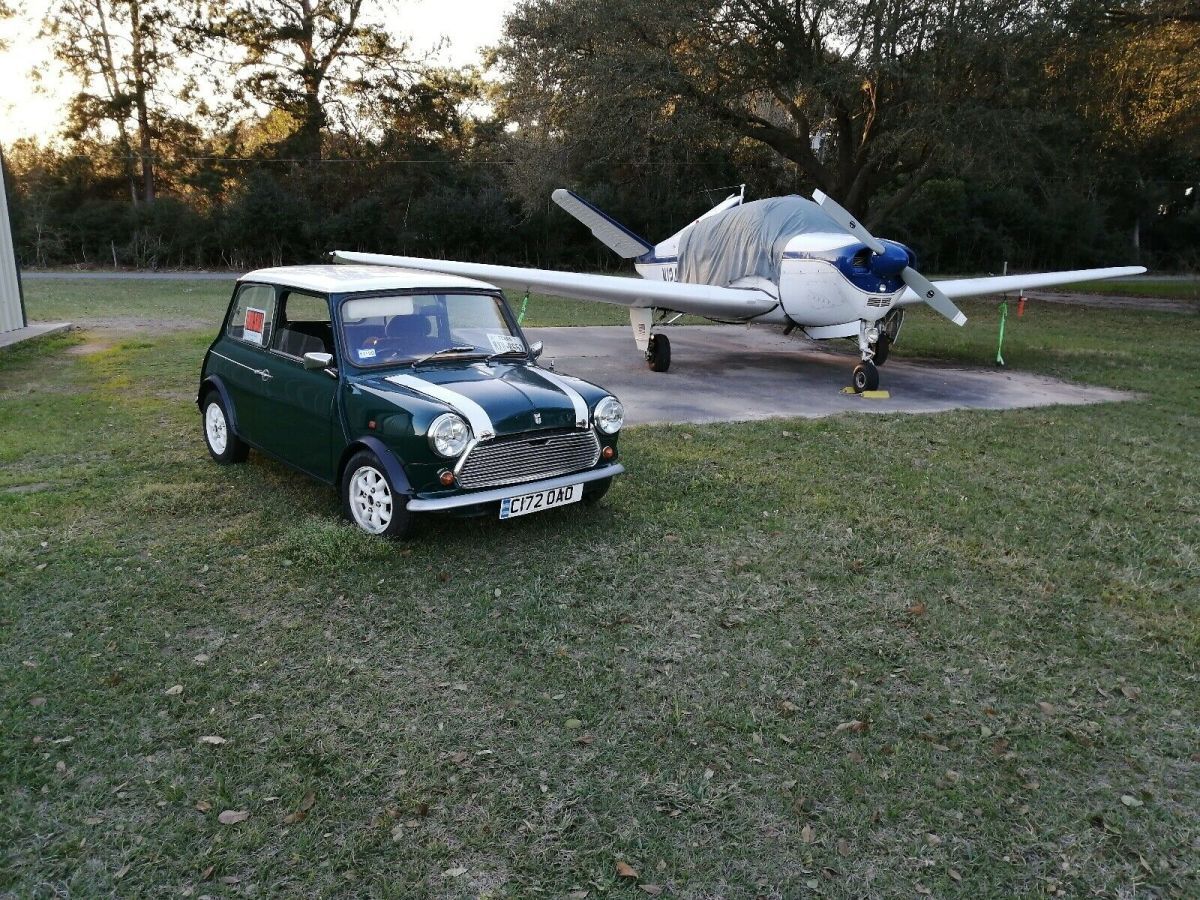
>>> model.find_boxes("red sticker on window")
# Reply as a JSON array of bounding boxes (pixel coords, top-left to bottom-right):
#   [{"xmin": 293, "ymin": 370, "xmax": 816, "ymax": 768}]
[{"xmin": 244, "ymin": 307, "xmax": 266, "ymax": 345}]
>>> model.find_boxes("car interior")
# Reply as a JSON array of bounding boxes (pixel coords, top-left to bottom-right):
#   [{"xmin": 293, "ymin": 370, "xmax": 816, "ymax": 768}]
[{"xmin": 274, "ymin": 291, "xmax": 335, "ymax": 360}]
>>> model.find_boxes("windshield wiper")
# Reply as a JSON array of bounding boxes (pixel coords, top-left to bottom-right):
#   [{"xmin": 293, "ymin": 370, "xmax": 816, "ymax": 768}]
[
  {"xmin": 486, "ymin": 349, "xmax": 530, "ymax": 364},
  {"xmin": 411, "ymin": 346, "xmax": 486, "ymax": 367}
]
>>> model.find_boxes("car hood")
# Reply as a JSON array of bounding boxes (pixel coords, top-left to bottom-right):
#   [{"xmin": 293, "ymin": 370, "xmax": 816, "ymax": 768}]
[{"xmin": 360, "ymin": 362, "xmax": 590, "ymax": 437}]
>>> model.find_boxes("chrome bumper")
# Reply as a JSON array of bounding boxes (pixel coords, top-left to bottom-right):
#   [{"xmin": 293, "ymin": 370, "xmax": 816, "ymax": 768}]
[{"xmin": 406, "ymin": 464, "xmax": 625, "ymax": 513}]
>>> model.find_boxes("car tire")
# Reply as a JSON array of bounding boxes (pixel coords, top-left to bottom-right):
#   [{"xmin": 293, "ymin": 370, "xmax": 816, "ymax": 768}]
[
  {"xmin": 341, "ymin": 450, "xmax": 414, "ymax": 539},
  {"xmin": 202, "ymin": 391, "xmax": 249, "ymax": 464},
  {"xmin": 582, "ymin": 476, "xmax": 613, "ymax": 505}
]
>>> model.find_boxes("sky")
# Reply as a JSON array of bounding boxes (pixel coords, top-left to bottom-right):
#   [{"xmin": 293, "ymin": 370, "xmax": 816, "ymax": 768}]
[{"xmin": 0, "ymin": 0, "xmax": 517, "ymax": 146}]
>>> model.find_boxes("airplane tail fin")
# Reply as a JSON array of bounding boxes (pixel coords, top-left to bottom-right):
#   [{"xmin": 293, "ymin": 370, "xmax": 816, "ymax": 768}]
[{"xmin": 551, "ymin": 189, "xmax": 655, "ymax": 259}]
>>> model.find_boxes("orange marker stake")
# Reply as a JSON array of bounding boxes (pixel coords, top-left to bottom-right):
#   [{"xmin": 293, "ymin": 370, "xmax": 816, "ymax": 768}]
[{"xmin": 1017, "ymin": 295, "xmax": 1026, "ymax": 318}]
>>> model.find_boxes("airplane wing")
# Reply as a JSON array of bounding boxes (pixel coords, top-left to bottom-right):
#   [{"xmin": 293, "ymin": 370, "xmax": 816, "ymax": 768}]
[
  {"xmin": 331, "ymin": 251, "xmax": 780, "ymax": 320},
  {"xmin": 896, "ymin": 267, "xmax": 1147, "ymax": 305}
]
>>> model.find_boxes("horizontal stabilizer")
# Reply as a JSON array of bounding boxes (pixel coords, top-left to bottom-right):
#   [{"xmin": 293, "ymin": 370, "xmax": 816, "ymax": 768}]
[
  {"xmin": 331, "ymin": 251, "xmax": 778, "ymax": 320},
  {"xmin": 551, "ymin": 189, "xmax": 654, "ymax": 259}
]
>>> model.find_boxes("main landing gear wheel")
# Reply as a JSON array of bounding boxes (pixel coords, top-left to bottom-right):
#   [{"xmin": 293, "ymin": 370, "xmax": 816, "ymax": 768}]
[
  {"xmin": 852, "ymin": 360, "xmax": 880, "ymax": 393},
  {"xmin": 646, "ymin": 334, "xmax": 671, "ymax": 372},
  {"xmin": 873, "ymin": 333, "xmax": 892, "ymax": 366}
]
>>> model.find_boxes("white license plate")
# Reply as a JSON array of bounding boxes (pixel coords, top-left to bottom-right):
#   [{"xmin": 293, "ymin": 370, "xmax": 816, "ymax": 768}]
[{"xmin": 499, "ymin": 483, "xmax": 583, "ymax": 519}]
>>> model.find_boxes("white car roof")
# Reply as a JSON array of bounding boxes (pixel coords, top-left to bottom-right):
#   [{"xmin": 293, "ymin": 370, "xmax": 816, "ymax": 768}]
[{"xmin": 240, "ymin": 264, "xmax": 498, "ymax": 294}]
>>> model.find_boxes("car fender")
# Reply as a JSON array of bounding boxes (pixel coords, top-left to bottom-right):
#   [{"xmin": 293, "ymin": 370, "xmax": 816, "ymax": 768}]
[
  {"xmin": 198, "ymin": 374, "xmax": 242, "ymax": 438},
  {"xmin": 339, "ymin": 437, "xmax": 413, "ymax": 497}
]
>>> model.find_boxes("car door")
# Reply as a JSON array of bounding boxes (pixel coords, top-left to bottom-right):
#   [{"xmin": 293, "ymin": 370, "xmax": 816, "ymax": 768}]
[
  {"xmin": 213, "ymin": 282, "xmax": 279, "ymax": 444},
  {"xmin": 257, "ymin": 289, "xmax": 338, "ymax": 480}
]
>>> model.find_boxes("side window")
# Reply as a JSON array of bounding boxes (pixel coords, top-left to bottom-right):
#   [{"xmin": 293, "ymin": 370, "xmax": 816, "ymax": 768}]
[
  {"xmin": 273, "ymin": 291, "xmax": 334, "ymax": 359},
  {"xmin": 227, "ymin": 284, "xmax": 277, "ymax": 348}
]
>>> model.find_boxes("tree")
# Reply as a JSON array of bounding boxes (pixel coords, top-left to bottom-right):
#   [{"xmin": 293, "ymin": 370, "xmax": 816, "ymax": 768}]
[
  {"xmin": 497, "ymin": 0, "xmax": 1069, "ymax": 225},
  {"xmin": 44, "ymin": 0, "xmax": 180, "ymax": 203},
  {"xmin": 0, "ymin": 2, "xmax": 14, "ymax": 51},
  {"xmin": 194, "ymin": 0, "xmax": 417, "ymax": 160}
]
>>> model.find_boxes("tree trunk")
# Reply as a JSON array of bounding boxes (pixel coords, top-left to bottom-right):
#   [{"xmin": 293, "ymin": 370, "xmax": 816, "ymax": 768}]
[
  {"xmin": 127, "ymin": 0, "xmax": 155, "ymax": 203},
  {"xmin": 92, "ymin": 0, "xmax": 139, "ymax": 204}
]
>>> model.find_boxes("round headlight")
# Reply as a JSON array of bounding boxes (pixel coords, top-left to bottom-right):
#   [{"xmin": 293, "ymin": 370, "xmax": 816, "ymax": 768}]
[
  {"xmin": 594, "ymin": 396, "xmax": 624, "ymax": 434},
  {"xmin": 429, "ymin": 413, "xmax": 470, "ymax": 457}
]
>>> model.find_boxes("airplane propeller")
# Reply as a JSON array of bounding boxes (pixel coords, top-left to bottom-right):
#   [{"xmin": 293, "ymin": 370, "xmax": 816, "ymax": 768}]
[{"xmin": 813, "ymin": 190, "xmax": 968, "ymax": 326}]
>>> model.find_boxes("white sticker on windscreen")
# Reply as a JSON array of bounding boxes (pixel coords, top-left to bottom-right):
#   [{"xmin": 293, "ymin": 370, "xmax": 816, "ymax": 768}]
[
  {"xmin": 357, "ymin": 347, "xmax": 377, "ymax": 360},
  {"xmin": 487, "ymin": 333, "xmax": 525, "ymax": 354}
]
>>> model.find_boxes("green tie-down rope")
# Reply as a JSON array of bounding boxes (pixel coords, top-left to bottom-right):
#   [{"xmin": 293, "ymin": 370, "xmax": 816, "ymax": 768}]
[
  {"xmin": 995, "ymin": 298, "xmax": 1009, "ymax": 366},
  {"xmin": 518, "ymin": 291, "xmax": 530, "ymax": 325}
]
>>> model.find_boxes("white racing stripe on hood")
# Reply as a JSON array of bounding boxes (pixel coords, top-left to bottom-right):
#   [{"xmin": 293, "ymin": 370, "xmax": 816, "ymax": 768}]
[
  {"xmin": 385, "ymin": 374, "xmax": 495, "ymax": 440},
  {"xmin": 527, "ymin": 367, "xmax": 589, "ymax": 429}
]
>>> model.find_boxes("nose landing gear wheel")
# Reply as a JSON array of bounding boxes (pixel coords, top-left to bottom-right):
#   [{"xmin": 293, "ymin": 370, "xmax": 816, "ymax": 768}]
[
  {"xmin": 646, "ymin": 334, "xmax": 671, "ymax": 372},
  {"xmin": 852, "ymin": 360, "xmax": 879, "ymax": 393},
  {"xmin": 873, "ymin": 333, "xmax": 891, "ymax": 366}
]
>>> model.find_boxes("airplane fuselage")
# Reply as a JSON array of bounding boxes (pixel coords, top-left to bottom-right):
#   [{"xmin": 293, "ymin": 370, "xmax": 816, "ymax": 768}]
[{"xmin": 633, "ymin": 232, "xmax": 912, "ymax": 333}]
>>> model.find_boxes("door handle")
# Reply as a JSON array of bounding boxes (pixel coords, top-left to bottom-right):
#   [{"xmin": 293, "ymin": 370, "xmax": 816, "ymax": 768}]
[{"xmin": 259, "ymin": 369, "xmax": 273, "ymax": 382}]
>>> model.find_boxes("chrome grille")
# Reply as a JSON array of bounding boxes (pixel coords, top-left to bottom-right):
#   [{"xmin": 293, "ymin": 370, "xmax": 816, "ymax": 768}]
[
  {"xmin": 457, "ymin": 430, "xmax": 601, "ymax": 490},
  {"xmin": 867, "ymin": 296, "xmax": 892, "ymax": 308}
]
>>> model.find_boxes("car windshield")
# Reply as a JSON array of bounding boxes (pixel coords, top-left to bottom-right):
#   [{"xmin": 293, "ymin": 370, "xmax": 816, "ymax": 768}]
[{"xmin": 339, "ymin": 292, "xmax": 526, "ymax": 367}]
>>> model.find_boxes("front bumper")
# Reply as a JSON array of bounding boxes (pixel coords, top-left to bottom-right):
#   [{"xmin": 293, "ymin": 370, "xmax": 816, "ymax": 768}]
[{"xmin": 406, "ymin": 463, "xmax": 624, "ymax": 513}]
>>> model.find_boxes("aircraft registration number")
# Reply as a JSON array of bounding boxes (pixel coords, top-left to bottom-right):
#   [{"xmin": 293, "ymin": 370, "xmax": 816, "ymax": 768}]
[{"xmin": 499, "ymin": 483, "xmax": 583, "ymax": 519}]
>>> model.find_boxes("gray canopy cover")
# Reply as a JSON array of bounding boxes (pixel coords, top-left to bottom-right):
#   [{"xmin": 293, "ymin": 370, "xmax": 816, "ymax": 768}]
[{"xmin": 676, "ymin": 196, "xmax": 846, "ymax": 287}]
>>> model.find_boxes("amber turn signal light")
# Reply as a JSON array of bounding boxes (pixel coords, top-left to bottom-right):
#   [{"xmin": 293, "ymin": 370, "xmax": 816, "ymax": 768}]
[
  {"xmin": 438, "ymin": 469, "xmax": 456, "ymax": 487},
  {"xmin": 601, "ymin": 446, "xmax": 616, "ymax": 461}
]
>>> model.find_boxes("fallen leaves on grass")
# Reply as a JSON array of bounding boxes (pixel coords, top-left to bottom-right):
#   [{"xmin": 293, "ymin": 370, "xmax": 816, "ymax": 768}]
[
  {"xmin": 283, "ymin": 792, "xmax": 316, "ymax": 824},
  {"xmin": 777, "ymin": 700, "xmax": 800, "ymax": 716},
  {"xmin": 834, "ymin": 720, "xmax": 869, "ymax": 734},
  {"xmin": 198, "ymin": 735, "xmax": 226, "ymax": 746},
  {"xmin": 1037, "ymin": 701, "xmax": 1056, "ymax": 715},
  {"xmin": 907, "ymin": 601, "xmax": 928, "ymax": 616},
  {"xmin": 801, "ymin": 823, "xmax": 816, "ymax": 843},
  {"xmin": 194, "ymin": 800, "xmax": 211, "ymax": 812},
  {"xmin": 616, "ymin": 861, "xmax": 638, "ymax": 879},
  {"xmin": 639, "ymin": 885, "xmax": 664, "ymax": 896},
  {"xmin": 29, "ymin": 696, "xmax": 46, "ymax": 707},
  {"xmin": 564, "ymin": 718, "xmax": 583, "ymax": 730},
  {"xmin": 164, "ymin": 684, "xmax": 183, "ymax": 696},
  {"xmin": 217, "ymin": 809, "xmax": 249, "ymax": 825},
  {"xmin": 443, "ymin": 866, "xmax": 467, "ymax": 878},
  {"xmin": 1120, "ymin": 794, "xmax": 1143, "ymax": 808},
  {"xmin": 1120, "ymin": 685, "xmax": 1141, "ymax": 701}
]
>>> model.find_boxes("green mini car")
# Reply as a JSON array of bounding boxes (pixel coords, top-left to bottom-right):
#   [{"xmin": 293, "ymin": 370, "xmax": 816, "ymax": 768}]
[{"xmin": 197, "ymin": 265, "xmax": 625, "ymax": 537}]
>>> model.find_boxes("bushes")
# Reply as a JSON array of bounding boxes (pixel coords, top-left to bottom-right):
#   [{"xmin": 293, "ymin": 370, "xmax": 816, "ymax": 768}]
[{"xmin": 8, "ymin": 146, "xmax": 1197, "ymax": 273}]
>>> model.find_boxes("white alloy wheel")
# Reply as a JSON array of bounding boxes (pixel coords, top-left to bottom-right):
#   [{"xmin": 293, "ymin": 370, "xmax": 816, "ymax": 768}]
[
  {"xmin": 349, "ymin": 465, "xmax": 394, "ymax": 534},
  {"xmin": 205, "ymin": 401, "xmax": 229, "ymax": 455}
]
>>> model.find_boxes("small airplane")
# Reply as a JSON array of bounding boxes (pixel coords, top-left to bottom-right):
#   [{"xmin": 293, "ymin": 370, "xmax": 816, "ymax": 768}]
[{"xmin": 334, "ymin": 188, "xmax": 1146, "ymax": 392}]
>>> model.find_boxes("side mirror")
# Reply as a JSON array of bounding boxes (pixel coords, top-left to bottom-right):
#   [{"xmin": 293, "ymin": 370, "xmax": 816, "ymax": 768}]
[
  {"xmin": 303, "ymin": 351, "xmax": 334, "ymax": 370},
  {"xmin": 529, "ymin": 341, "xmax": 544, "ymax": 359}
]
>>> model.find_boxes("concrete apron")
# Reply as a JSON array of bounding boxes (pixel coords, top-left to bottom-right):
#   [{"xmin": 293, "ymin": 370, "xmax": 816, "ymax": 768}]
[{"xmin": 524, "ymin": 325, "xmax": 1131, "ymax": 427}]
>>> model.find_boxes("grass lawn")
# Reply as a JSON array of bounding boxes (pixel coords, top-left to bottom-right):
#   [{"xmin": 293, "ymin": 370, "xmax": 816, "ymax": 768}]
[{"xmin": 2, "ymin": 279, "xmax": 1197, "ymax": 898}]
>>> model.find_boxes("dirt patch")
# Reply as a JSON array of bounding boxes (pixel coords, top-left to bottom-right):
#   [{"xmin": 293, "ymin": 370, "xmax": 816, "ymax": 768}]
[
  {"xmin": 4, "ymin": 483, "xmax": 54, "ymax": 494},
  {"xmin": 1025, "ymin": 291, "xmax": 1197, "ymax": 314},
  {"xmin": 69, "ymin": 316, "xmax": 215, "ymax": 333},
  {"xmin": 66, "ymin": 341, "xmax": 114, "ymax": 356}
]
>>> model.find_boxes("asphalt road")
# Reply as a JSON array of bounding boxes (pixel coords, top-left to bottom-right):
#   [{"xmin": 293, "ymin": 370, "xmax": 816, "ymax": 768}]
[{"xmin": 525, "ymin": 325, "xmax": 1130, "ymax": 425}]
